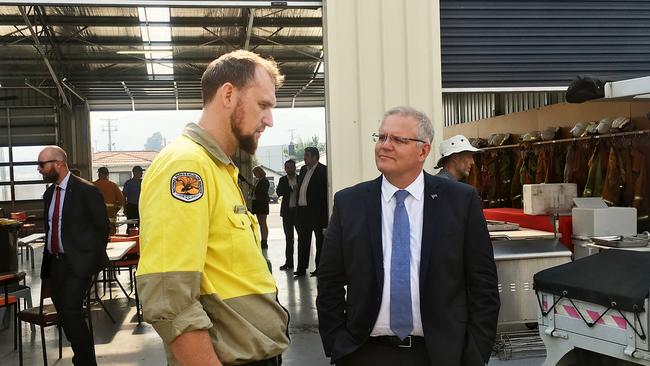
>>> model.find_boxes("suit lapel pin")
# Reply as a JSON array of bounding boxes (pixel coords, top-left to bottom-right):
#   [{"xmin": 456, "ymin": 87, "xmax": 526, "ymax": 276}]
[{"xmin": 431, "ymin": 194, "xmax": 438, "ymax": 200}]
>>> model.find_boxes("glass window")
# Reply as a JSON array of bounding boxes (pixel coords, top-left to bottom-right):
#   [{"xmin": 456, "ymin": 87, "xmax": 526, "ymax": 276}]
[
  {"xmin": 0, "ymin": 185, "xmax": 10, "ymax": 201},
  {"xmin": 12, "ymin": 146, "xmax": 46, "ymax": 163},
  {"xmin": 14, "ymin": 184, "xmax": 47, "ymax": 201},
  {"xmin": 0, "ymin": 166, "xmax": 10, "ymax": 182},
  {"xmin": 13, "ymin": 165, "xmax": 40, "ymax": 182},
  {"xmin": 0, "ymin": 147, "xmax": 9, "ymax": 163},
  {"xmin": 118, "ymin": 172, "xmax": 131, "ymax": 187}
]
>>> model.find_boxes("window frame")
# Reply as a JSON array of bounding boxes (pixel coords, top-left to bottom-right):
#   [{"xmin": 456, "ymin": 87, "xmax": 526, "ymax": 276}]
[{"xmin": 0, "ymin": 145, "xmax": 50, "ymax": 203}]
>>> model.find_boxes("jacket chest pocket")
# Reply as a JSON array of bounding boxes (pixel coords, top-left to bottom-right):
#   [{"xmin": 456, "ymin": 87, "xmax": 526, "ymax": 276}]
[{"xmin": 227, "ymin": 212, "xmax": 265, "ymax": 275}]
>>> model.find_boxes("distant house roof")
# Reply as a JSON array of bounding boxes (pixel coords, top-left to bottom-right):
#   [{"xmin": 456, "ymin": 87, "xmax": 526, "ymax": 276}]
[{"xmin": 93, "ymin": 151, "xmax": 159, "ymax": 167}]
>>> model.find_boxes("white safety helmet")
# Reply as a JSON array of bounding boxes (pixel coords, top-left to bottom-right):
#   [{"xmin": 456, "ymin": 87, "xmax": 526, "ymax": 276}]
[{"xmin": 436, "ymin": 135, "xmax": 479, "ymax": 168}]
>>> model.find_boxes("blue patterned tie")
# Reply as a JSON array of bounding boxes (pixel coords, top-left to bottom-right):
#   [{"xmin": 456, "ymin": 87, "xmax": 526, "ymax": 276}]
[{"xmin": 390, "ymin": 189, "xmax": 413, "ymax": 340}]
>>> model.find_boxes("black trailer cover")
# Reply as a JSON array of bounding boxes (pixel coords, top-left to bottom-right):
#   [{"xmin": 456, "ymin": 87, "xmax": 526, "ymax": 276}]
[{"xmin": 534, "ymin": 249, "xmax": 650, "ymax": 313}]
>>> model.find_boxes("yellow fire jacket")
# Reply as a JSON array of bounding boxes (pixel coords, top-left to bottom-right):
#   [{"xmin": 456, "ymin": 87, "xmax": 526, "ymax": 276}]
[{"xmin": 136, "ymin": 123, "xmax": 289, "ymax": 365}]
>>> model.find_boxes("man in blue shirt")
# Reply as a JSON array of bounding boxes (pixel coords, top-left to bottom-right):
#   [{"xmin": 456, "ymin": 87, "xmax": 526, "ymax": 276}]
[{"xmin": 122, "ymin": 165, "xmax": 143, "ymax": 228}]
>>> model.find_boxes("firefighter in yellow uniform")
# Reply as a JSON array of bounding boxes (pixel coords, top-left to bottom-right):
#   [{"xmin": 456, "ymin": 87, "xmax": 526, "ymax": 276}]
[{"xmin": 136, "ymin": 50, "xmax": 289, "ymax": 366}]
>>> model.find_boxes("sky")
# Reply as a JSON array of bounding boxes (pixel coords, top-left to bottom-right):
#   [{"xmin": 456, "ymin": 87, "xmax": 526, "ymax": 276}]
[{"xmin": 90, "ymin": 107, "xmax": 326, "ymax": 152}]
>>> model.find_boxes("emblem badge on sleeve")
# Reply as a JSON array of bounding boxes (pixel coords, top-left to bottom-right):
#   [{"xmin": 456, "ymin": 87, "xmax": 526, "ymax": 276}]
[{"xmin": 170, "ymin": 172, "xmax": 204, "ymax": 202}]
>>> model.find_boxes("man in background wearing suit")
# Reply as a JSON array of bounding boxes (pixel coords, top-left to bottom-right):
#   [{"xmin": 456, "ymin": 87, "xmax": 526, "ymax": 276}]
[
  {"xmin": 276, "ymin": 159, "xmax": 299, "ymax": 270},
  {"xmin": 37, "ymin": 146, "xmax": 109, "ymax": 366},
  {"xmin": 294, "ymin": 146, "xmax": 328, "ymax": 277},
  {"xmin": 316, "ymin": 107, "xmax": 499, "ymax": 366}
]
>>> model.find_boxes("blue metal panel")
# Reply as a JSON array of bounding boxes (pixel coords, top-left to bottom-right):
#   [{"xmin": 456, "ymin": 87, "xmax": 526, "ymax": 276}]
[{"xmin": 441, "ymin": 0, "xmax": 650, "ymax": 88}]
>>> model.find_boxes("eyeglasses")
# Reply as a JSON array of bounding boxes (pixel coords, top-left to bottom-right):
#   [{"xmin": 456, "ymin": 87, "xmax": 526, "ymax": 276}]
[
  {"xmin": 372, "ymin": 133, "xmax": 427, "ymax": 145},
  {"xmin": 37, "ymin": 160, "xmax": 59, "ymax": 168}
]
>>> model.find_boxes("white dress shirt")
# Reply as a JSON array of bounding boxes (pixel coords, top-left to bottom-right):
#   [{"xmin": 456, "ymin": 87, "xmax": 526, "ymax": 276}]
[
  {"xmin": 47, "ymin": 171, "xmax": 71, "ymax": 253},
  {"xmin": 298, "ymin": 164, "xmax": 316, "ymax": 207},
  {"xmin": 288, "ymin": 175, "xmax": 298, "ymax": 208},
  {"xmin": 370, "ymin": 171, "xmax": 425, "ymax": 337}
]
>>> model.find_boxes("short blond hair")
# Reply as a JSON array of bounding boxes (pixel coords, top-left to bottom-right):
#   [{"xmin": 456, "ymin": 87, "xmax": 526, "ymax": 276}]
[{"xmin": 201, "ymin": 50, "xmax": 284, "ymax": 105}]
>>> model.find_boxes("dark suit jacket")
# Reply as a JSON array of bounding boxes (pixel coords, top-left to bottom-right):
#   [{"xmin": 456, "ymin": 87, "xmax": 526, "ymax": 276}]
[
  {"xmin": 276, "ymin": 175, "xmax": 297, "ymax": 218},
  {"xmin": 253, "ymin": 177, "xmax": 270, "ymax": 204},
  {"xmin": 297, "ymin": 162, "xmax": 328, "ymax": 228},
  {"xmin": 41, "ymin": 174, "xmax": 110, "ymax": 280},
  {"xmin": 316, "ymin": 172, "xmax": 499, "ymax": 365}
]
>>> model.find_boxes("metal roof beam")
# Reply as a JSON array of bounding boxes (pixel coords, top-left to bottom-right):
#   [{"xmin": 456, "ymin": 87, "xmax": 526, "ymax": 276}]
[
  {"xmin": 291, "ymin": 57, "xmax": 321, "ymax": 107},
  {"xmin": 24, "ymin": 79, "xmax": 57, "ymax": 102},
  {"xmin": 241, "ymin": 8, "xmax": 255, "ymax": 50},
  {"xmin": 0, "ymin": 15, "xmax": 322, "ymax": 28},
  {"xmin": 18, "ymin": 6, "xmax": 71, "ymax": 109},
  {"xmin": 252, "ymin": 26, "xmax": 322, "ymax": 61},
  {"xmin": 121, "ymin": 81, "xmax": 135, "ymax": 111},
  {"xmin": 0, "ymin": 36, "xmax": 323, "ymax": 47},
  {"xmin": 34, "ymin": 6, "xmax": 66, "ymax": 73},
  {"xmin": 0, "ymin": 55, "xmax": 320, "ymax": 64},
  {"xmin": 61, "ymin": 78, "xmax": 87, "ymax": 102},
  {"xmin": 0, "ymin": 73, "xmax": 323, "ymax": 82},
  {"xmin": 173, "ymin": 81, "xmax": 179, "ymax": 110},
  {"xmin": 5, "ymin": 1, "xmax": 321, "ymax": 7}
]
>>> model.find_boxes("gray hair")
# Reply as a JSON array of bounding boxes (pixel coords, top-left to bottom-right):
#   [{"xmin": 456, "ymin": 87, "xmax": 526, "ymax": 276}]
[{"xmin": 382, "ymin": 106, "xmax": 434, "ymax": 144}]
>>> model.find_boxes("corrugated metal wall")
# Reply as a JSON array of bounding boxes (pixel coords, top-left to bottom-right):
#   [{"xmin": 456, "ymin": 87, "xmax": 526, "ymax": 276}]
[
  {"xmin": 443, "ymin": 93, "xmax": 494, "ymax": 126},
  {"xmin": 0, "ymin": 87, "xmax": 58, "ymax": 109},
  {"xmin": 0, "ymin": 107, "xmax": 57, "ymax": 147},
  {"xmin": 441, "ymin": 0, "xmax": 650, "ymax": 88},
  {"xmin": 443, "ymin": 91, "xmax": 566, "ymax": 126}
]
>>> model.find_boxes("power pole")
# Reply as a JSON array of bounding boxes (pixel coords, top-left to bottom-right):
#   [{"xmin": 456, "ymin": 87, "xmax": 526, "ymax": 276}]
[
  {"xmin": 288, "ymin": 128, "xmax": 296, "ymax": 143},
  {"xmin": 101, "ymin": 118, "xmax": 118, "ymax": 151}
]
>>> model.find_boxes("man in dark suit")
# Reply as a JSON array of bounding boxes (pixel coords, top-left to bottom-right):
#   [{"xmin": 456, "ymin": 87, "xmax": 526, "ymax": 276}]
[
  {"xmin": 316, "ymin": 107, "xmax": 499, "ymax": 366},
  {"xmin": 276, "ymin": 159, "xmax": 299, "ymax": 270},
  {"xmin": 294, "ymin": 146, "xmax": 328, "ymax": 277},
  {"xmin": 37, "ymin": 146, "xmax": 109, "ymax": 366}
]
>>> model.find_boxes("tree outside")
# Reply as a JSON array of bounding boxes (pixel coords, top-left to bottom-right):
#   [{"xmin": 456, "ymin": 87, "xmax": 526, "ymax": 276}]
[
  {"xmin": 286, "ymin": 134, "xmax": 326, "ymax": 160},
  {"xmin": 144, "ymin": 132, "xmax": 165, "ymax": 151}
]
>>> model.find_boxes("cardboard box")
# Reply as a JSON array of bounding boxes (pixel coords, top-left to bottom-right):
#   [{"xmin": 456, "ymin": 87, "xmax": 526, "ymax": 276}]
[
  {"xmin": 572, "ymin": 198, "xmax": 637, "ymax": 237},
  {"xmin": 523, "ymin": 183, "xmax": 577, "ymax": 215}
]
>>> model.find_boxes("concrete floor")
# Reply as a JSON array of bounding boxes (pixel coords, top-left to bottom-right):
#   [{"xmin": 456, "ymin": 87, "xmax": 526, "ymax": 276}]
[{"xmin": 0, "ymin": 203, "xmax": 546, "ymax": 365}]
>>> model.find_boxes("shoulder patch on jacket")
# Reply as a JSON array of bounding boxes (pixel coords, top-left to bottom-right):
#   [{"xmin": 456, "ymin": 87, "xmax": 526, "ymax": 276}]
[{"xmin": 170, "ymin": 172, "xmax": 204, "ymax": 202}]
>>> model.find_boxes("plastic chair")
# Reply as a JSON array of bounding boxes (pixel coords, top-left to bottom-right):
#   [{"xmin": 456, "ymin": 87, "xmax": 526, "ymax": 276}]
[
  {"xmin": 0, "ymin": 272, "xmax": 22, "ymax": 350},
  {"xmin": 0, "ymin": 274, "xmax": 34, "ymax": 332},
  {"xmin": 18, "ymin": 277, "xmax": 96, "ymax": 366},
  {"xmin": 17, "ymin": 279, "xmax": 60, "ymax": 366}
]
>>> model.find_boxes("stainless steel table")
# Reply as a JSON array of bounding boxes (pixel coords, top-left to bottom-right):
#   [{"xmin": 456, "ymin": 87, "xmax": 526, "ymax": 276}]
[{"xmin": 494, "ymin": 239, "xmax": 572, "ymax": 325}]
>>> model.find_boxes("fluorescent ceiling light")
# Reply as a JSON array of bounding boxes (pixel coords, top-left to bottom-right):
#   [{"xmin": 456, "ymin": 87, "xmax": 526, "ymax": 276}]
[
  {"xmin": 141, "ymin": 26, "xmax": 172, "ymax": 42},
  {"xmin": 138, "ymin": 7, "xmax": 170, "ymax": 22},
  {"xmin": 117, "ymin": 49, "xmax": 172, "ymax": 54},
  {"xmin": 137, "ymin": 6, "xmax": 173, "ymax": 77},
  {"xmin": 150, "ymin": 62, "xmax": 174, "ymax": 75}
]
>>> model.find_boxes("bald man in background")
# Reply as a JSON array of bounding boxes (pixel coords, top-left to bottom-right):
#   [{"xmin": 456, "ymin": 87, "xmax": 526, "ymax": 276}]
[{"xmin": 37, "ymin": 146, "xmax": 109, "ymax": 365}]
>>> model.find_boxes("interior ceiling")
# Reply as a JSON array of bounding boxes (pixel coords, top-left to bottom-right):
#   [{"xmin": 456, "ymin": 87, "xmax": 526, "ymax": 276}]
[{"xmin": 0, "ymin": 3, "xmax": 324, "ymax": 110}]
